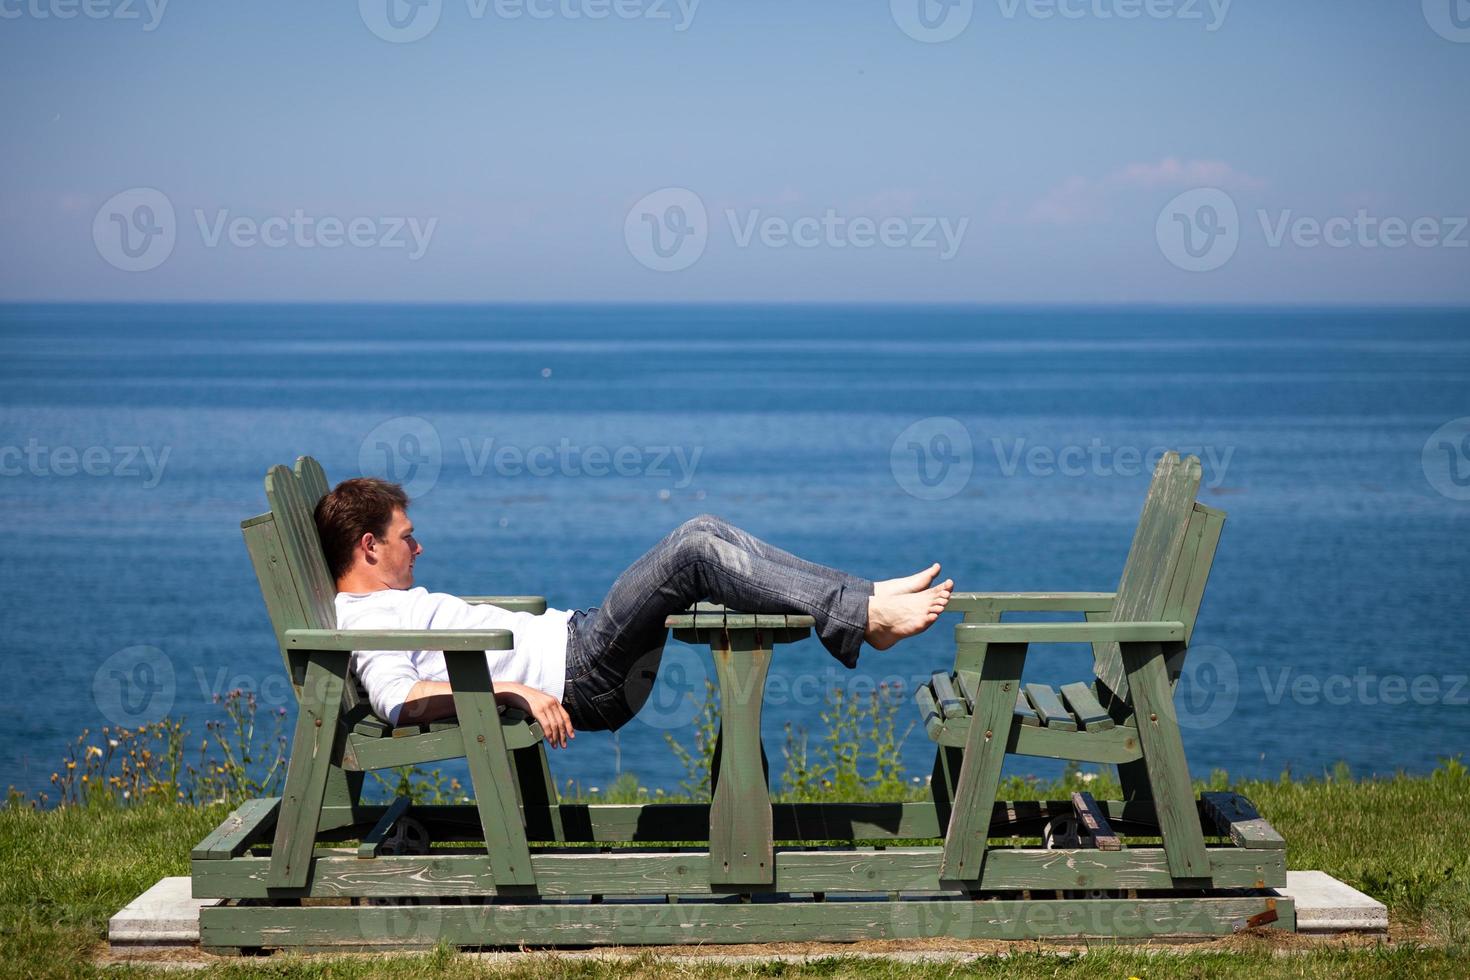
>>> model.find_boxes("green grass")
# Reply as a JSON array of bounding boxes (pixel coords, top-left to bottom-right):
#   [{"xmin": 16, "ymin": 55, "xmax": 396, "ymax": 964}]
[{"xmin": 2, "ymin": 761, "xmax": 1467, "ymax": 978}]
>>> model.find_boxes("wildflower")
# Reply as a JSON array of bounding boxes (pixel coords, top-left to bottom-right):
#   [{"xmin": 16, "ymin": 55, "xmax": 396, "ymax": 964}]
[
  {"xmin": 109, "ymin": 739, "xmax": 120, "ymax": 748},
  {"xmin": 86, "ymin": 745, "xmax": 103, "ymax": 759}
]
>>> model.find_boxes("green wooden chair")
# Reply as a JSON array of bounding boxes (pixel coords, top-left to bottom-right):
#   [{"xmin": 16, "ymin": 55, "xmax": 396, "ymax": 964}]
[
  {"xmin": 917, "ymin": 451, "xmax": 1246, "ymax": 885},
  {"xmin": 238, "ymin": 455, "xmax": 557, "ymax": 890}
]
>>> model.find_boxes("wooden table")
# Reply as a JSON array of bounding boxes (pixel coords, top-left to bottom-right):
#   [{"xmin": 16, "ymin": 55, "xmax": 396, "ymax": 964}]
[{"xmin": 665, "ymin": 602, "xmax": 814, "ymax": 887}]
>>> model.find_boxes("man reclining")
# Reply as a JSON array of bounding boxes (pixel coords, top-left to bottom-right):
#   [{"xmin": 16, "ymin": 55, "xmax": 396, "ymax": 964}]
[{"xmin": 316, "ymin": 478, "xmax": 953, "ymax": 750}]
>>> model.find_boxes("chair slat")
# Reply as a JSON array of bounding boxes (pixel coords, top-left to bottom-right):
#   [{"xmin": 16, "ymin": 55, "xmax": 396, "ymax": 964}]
[
  {"xmin": 1024, "ymin": 684, "xmax": 1077, "ymax": 732},
  {"xmin": 931, "ymin": 672, "xmax": 966, "ymax": 719},
  {"xmin": 1092, "ymin": 453, "xmax": 1203, "ymax": 704},
  {"xmin": 1013, "ymin": 691, "xmax": 1041, "ymax": 727},
  {"xmin": 1059, "ymin": 682, "xmax": 1115, "ymax": 732}
]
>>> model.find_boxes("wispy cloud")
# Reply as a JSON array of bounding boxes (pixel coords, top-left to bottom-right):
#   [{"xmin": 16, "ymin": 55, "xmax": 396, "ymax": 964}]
[{"xmin": 1026, "ymin": 157, "xmax": 1268, "ymax": 225}]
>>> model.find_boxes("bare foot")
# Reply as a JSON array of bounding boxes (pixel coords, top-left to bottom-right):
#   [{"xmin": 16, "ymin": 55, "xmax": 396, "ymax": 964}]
[
  {"xmin": 865, "ymin": 579, "xmax": 954, "ymax": 650},
  {"xmin": 874, "ymin": 563, "xmax": 942, "ymax": 597}
]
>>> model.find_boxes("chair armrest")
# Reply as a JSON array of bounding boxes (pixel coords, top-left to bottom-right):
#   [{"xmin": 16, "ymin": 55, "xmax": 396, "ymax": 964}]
[
  {"xmin": 284, "ymin": 628, "xmax": 514, "ymax": 651},
  {"xmin": 949, "ymin": 592, "xmax": 1116, "ymax": 614},
  {"xmin": 460, "ymin": 595, "xmax": 547, "ymax": 614},
  {"xmin": 954, "ymin": 620, "xmax": 1184, "ymax": 644}
]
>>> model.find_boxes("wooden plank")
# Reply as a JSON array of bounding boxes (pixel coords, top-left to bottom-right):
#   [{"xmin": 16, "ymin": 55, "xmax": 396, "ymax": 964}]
[
  {"xmin": 948, "ymin": 593, "xmax": 1116, "ymax": 614},
  {"xmin": 266, "ymin": 651, "xmax": 348, "ymax": 889},
  {"xmin": 1070, "ymin": 791, "xmax": 1121, "ymax": 851},
  {"xmin": 443, "ymin": 649, "xmax": 536, "ymax": 887},
  {"xmin": 1200, "ymin": 793, "xmax": 1287, "ymax": 850},
  {"xmin": 200, "ymin": 895, "xmax": 1294, "ymax": 948},
  {"xmin": 930, "ymin": 672, "xmax": 967, "ymax": 719},
  {"xmin": 1024, "ymin": 683, "xmax": 1077, "ymax": 732},
  {"xmin": 193, "ymin": 842, "xmax": 1284, "ymax": 900},
  {"xmin": 191, "ymin": 797, "xmax": 280, "ymax": 860},
  {"xmin": 913, "ymin": 685, "xmax": 944, "ymax": 740},
  {"xmin": 460, "ymin": 596, "xmax": 548, "ymax": 614},
  {"xmin": 1014, "ymin": 692, "xmax": 1042, "ymax": 726},
  {"xmin": 356, "ymin": 796, "xmax": 411, "ymax": 859},
  {"xmin": 921, "ymin": 712, "xmax": 1142, "ymax": 764},
  {"xmin": 1059, "ymin": 682, "xmax": 1115, "ymax": 731},
  {"xmin": 1119, "ymin": 640, "xmax": 1210, "ymax": 879},
  {"xmin": 708, "ymin": 631, "xmax": 774, "ymax": 886},
  {"xmin": 940, "ymin": 642, "xmax": 1027, "ymax": 882},
  {"xmin": 1094, "ymin": 453, "xmax": 1202, "ymax": 703},
  {"xmin": 956, "ymin": 621, "xmax": 1187, "ymax": 644}
]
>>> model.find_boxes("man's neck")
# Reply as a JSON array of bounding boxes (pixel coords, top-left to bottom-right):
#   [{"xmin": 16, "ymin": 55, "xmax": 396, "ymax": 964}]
[{"xmin": 336, "ymin": 573, "xmax": 395, "ymax": 594}]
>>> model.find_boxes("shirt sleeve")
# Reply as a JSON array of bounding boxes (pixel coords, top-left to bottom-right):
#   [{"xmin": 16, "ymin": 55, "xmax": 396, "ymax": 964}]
[{"xmin": 346, "ymin": 609, "xmax": 421, "ymax": 727}]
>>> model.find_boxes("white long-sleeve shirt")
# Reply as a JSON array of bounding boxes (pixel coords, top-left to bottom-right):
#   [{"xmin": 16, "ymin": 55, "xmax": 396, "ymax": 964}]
[{"xmin": 335, "ymin": 588, "xmax": 572, "ymax": 726}]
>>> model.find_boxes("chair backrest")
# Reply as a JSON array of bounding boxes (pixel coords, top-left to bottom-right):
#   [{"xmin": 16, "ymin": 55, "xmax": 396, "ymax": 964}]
[
  {"xmin": 240, "ymin": 456, "xmax": 341, "ymax": 698},
  {"xmin": 1091, "ymin": 452, "xmax": 1226, "ymax": 709}
]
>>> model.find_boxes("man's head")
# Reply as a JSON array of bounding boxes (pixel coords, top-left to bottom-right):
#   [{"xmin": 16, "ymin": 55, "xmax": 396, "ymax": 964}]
[{"xmin": 314, "ymin": 477, "xmax": 421, "ymax": 591}]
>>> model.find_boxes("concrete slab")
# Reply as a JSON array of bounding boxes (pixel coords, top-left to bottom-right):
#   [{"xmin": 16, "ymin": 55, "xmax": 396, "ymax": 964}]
[
  {"xmin": 1275, "ymin": 870, "xmax": 1388, "ymax": 934},
  {"xmin": 108, "ymin": 877, "xmax": 221, "ymax": 947},
  {"xmin": 107, "ymin": 870, "xmax": 1388, "ymax": 949}
]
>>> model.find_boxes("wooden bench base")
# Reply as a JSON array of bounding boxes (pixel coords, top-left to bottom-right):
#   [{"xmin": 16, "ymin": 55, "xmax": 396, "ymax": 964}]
[{"xmin": 190, "ymin": 791, "xmax": 1292, "ymax": 951}]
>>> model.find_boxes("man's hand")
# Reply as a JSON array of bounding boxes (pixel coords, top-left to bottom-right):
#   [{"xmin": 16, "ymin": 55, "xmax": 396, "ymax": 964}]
[
  {"xmin": 396, "ymin": 679, "xmax": 576, "ymax": 749},
  {"xmin": 493, "ymin": 682, "xmax": 575, "ymax": 749}
]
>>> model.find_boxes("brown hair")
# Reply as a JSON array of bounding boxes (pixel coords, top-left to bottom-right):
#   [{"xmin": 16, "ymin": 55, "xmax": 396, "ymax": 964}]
[{"xmin": 313, "ymin": 478, "xmax": 410, "ymax": 582}]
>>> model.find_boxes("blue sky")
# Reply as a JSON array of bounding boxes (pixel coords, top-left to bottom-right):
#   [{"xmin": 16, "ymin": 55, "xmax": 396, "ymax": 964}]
[{"xmin": 2, "ymin": 0, "xmax": 1468, "ymax": 303}]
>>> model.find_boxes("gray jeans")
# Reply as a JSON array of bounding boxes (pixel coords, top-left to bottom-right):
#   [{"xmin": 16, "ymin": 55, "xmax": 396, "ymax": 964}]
[{"xmin": 561, "ymin": 515, "xmax": 873, "ymax": 732}]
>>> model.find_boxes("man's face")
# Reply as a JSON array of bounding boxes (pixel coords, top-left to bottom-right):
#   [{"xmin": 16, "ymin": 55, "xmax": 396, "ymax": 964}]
[{"xmin": 371, "ymin": 507, "xmax": 422, "ymax": 589}]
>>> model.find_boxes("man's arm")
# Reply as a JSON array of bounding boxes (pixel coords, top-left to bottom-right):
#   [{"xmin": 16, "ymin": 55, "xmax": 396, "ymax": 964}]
[{"xmin": 398, "ymin": 680, "xmax": 575, "ymax": 749}]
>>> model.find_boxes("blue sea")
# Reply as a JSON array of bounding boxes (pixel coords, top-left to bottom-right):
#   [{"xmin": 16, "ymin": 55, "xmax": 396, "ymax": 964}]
[{"xmin": 2, "ymin": 304, "xmax": 1468, "ymax": 800}]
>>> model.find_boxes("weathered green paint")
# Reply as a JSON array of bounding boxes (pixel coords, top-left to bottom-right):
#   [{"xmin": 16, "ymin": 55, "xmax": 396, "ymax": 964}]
[
  {"xmin": 356, "ymin": 796, "xmax": 411, "ymax": 858},
  {"xmin": 267, "ymin": 651, "xmax": 347, "ymax": 889},
  {"xmin": 1119, "ymin": 639, "xmax": 1210, "ymax": 879},
  {"xmin": 1200, "ymin": 792, "xmax": 1287, "ymax": 850},
  {"xmin": 940, "ymin": 642, "xmax": 1026, "ymax": 882},
  {"xmin": 192, "ymin": 842, "xmax": 1285, "ymax": 900},
  {"xmin": 200, "ymin": 895, "xmax": 1294, "ymax": 949},
  {"xmin": 708, "ymin": 630, "xmax": 774, "ymax": 886},
  {"xmin": 442, "ymin": 649, "xmax": 536, "ymax": 887}
]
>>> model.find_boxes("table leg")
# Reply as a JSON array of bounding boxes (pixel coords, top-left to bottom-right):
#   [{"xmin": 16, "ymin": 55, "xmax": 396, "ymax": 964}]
[{"xmin": 708, "ymin": 629, "xmax": 774, "ymax": 888}]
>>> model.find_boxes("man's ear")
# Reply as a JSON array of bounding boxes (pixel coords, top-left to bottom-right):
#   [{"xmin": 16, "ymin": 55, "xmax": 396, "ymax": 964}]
[{"xmin": 357, "ymin": 531, "xmax": 378, "ymax": 565}]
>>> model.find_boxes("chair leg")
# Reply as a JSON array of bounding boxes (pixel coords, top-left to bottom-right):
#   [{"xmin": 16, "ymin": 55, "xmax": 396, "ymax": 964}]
[
  {"xmin": 1119, "ymin": 640, "xmax": 1210, "ymax": 879},
  {"xmin": 267, "ymin": 651, "xmax": 347, "ymax": 890},
  {"xmin": 512, "ymin": 743, "xmax": 563, "ymax": 842},
  {"xmin": 316, "ymin": 768, "xmax": 365, "ymax": 832},
  {"xmin": 443, "ymin": 650, "xmax": 536, "ymax": 887},
  {"xmin": 939, "ymin": 641, "xmax": 1027, "ymax": 884}
]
